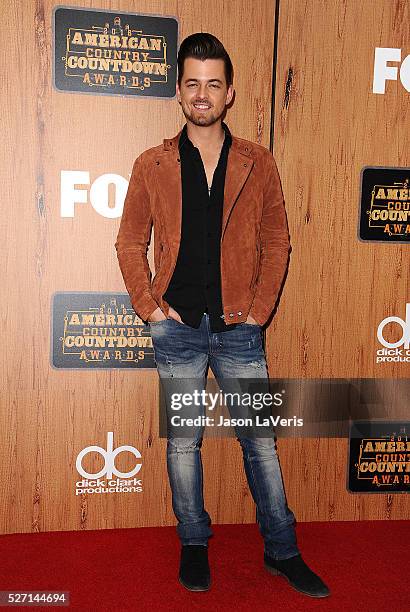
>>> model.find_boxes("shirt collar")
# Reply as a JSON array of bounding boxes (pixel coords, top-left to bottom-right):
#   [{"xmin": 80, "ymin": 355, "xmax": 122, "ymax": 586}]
[{"xmin": 179, "ymin": 121, "xmax": 232, "ymax": 151}]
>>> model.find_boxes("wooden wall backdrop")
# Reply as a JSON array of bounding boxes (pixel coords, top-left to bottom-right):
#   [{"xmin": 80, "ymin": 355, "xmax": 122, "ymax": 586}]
[
  {"xmin": 1, "ymin": 0, "xmax": 408, "ymax": 535},
  {"xmin": 1, "ymin": 0, "xmax": 276, "ymax": 534},
  {"xmin": 268, "ymin": 0, "xmax": 409, "ymax": 522}
]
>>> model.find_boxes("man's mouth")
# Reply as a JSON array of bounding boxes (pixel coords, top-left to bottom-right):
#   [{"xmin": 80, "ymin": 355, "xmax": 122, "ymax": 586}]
[{"xmin": 193, "ymin": 103, "xmax": 211, "ymax": 110}]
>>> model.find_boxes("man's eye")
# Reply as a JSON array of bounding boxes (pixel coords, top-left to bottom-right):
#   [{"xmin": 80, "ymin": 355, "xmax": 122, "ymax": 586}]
[
  {"xmin": 210, "ymin": 84, "xmax": 220, "ymax": 88},
  {"xmin": 187, "ymin": 83, "xmax": 197, "ymax": 87}
]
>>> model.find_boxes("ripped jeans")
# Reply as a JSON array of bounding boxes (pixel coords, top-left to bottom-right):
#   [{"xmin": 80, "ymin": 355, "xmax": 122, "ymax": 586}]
[{"xmin": 149, "ymin": 312, "xmax": 299, "ymax": 560}]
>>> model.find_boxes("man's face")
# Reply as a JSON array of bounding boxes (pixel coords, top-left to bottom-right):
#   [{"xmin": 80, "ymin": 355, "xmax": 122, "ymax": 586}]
[{"xmin": 176, "ymin": 57, "xmax": 234, "ymax": 127}]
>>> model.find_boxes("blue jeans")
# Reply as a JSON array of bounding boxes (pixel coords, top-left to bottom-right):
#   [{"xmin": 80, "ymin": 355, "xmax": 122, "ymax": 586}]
[{"xmin": 149, "ymin": 313, "xmax": 299, "ymax": 560}]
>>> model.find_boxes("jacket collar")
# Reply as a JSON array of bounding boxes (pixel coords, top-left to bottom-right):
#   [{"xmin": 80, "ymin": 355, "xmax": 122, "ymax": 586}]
[
  {"xmin": 178, "ymin": 121, "xmax": 232, "ymax": 151},
  {"xmin": 162, "ymin": 123, "xmax": 253, "ymax": 158},
  {"xmin": 157, "ymin": 123, "xmax": 255, "ymax": 243}
]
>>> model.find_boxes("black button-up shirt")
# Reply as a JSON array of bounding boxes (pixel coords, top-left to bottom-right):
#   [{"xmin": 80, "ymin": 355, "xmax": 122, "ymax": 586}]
[{"xmin": 163, "ymin": 122, "xmax": 238, "ymax": 332}]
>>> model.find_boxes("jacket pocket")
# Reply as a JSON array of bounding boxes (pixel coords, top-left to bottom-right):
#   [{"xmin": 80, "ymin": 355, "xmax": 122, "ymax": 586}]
[
  {"xmin": 250, "ymin": 244, "xmax": 260, "ymax": 288},
  {"xmin": 152, "ymin": 243, "xmax": 167, "ymax": 291},
  {"xmin": 157, "ymin": 242, "xmax": 169, "ymax": 271}
]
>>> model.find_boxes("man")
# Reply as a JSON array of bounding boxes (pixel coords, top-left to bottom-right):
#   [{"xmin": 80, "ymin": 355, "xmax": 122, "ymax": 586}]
[{"xmin": 115, "ymin": 33, "xmax": 330, "ymax": 598}]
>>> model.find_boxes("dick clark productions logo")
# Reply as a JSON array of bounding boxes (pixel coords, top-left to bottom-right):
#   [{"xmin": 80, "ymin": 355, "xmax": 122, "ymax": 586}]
[
  {"xmin": 75, "ymin": 432, "xmax": 143, "ymax": 495},
  {"xmin": 376, "ymin": 303, "xmax": 410, "ymax": 364}
]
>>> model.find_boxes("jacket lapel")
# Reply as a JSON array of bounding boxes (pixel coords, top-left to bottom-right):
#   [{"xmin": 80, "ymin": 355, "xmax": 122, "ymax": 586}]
[
  {"xmin": 222, "ymin": 144, "xmax": 254, "ymax": 239},
  {"xmin": 154, "ymin": 130, "xmax": 254, "ymax": 248},
  {"xmin": 153, "ymin": 136, "xmax": 182, "ymax": 250}
]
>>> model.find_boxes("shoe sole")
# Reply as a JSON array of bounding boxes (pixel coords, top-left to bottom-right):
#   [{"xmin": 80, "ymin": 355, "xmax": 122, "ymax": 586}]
[
  {"xmin": 179, "ymin": 575, "xmax": 211, "ymax": 592},
  {"xmin": 264, "ymin": 564, "xmax": 330, "ymax": 598}
]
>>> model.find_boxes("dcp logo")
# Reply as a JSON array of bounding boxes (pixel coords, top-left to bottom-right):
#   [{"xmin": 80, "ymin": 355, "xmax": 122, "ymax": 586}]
[
  {"xmin": 377, "ymin": 303, "xmax": 410, "ymax": 349},
  {"xmin": 76, "ymin": 431, "xmax": 142, "ymax": 479}
]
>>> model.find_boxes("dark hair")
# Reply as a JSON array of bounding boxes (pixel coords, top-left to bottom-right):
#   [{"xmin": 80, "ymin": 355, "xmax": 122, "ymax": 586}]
[{"xmin": 177, "ymin": 33, "xmax": 233, "ymax": 87}]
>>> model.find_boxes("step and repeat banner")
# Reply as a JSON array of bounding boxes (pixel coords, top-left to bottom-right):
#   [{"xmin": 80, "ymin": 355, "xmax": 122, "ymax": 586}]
[{"xmin": 1, "ymin": 0, "xmax": 408, "ymax": 534}]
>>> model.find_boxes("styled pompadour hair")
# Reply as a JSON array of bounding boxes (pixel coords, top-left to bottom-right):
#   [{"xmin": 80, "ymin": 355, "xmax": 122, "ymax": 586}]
[{"xmin": 177, "ymin": 32, "xmax": 233, "ymax": 86}]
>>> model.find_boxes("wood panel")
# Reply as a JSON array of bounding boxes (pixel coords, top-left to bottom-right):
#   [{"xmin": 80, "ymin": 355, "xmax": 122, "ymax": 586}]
[
  {"xmin": 1, "ymin": 0, "xmax": 408, "ymax": 535},
  {"xmin": 268, "ymin": 0, "xmax": 409, "ymax": 520},
  {"xmin": 0, "ymin": 0, "xmax": 276, "ymax": 533}
]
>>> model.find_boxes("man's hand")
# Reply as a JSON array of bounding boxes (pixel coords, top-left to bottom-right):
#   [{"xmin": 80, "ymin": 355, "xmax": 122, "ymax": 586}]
[
  {"xmin": 147, "ymin": 307, "xmax": 167, "ymax": 322},
  {"xmin": 245, "ymin": 314, "xmax": 259, "ymax": 325},
  {"xmin": 168, "ymin": 306, "xmax": 185, "ymax": 323},
  {"xmin": 147, "ymin": 306, "xmax": 185, "ymax": 323}
]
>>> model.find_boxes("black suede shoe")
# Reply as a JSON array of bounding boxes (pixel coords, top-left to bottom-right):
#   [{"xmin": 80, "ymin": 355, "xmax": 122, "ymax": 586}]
[
  {"xmin": 264, "ymin": 553, "xmax": 330, "ymax": 598},
  {"xmin": 179, "ymin": 545, "xmax": 211, "ymax": 592}
]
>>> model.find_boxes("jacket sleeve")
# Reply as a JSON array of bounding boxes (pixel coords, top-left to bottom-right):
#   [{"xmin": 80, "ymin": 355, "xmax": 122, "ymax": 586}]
[
  {"xmin": 248, "ymin": 153, "xmax": 290, "ymax": 326},
  {"xmin": 114, "ymin": 154, "xmax": 159, "ymax": 322}
]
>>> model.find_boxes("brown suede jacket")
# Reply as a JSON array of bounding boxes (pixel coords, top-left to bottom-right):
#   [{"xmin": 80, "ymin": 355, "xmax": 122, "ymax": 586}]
[{"xmin": 115, "ymin": 127, "xmax": 290, "ymax": 327}]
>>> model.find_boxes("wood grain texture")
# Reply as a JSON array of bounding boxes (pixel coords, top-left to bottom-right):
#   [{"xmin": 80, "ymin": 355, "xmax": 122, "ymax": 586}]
[
  {"xmin": 1, "ymin": 0, "xmax": 408, "ymax": 534},
  {"xmin": 1, "ymin": 0, "xmax": 276, "ymax": 533},
  {"xmin": 269, "ymin": 0, "xmax": 409, "ymax": 379},
  {"xmin": 267, "ymin": 0, "xmax": 409, "ymax": 521}
]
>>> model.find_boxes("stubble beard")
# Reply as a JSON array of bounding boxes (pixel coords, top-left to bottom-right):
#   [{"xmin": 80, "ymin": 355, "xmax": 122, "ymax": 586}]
[{"xmin": 180, "ymin": 100, "xmax": 224, "ymax": 127}]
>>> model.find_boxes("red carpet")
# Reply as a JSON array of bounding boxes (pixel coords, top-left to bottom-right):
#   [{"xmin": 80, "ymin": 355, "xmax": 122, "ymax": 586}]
[{"xmin": 0, "ymin": 520, "xmax": 408, "ymax": 610}]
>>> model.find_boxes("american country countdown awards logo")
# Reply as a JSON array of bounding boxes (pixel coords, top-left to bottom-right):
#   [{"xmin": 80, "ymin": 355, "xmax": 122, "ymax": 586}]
[
  {"xmin": 51, "ymin": 292, "xmax": 156, "ymax": 368},
  {"xmin": 358, "ymin": 167, "xmax": 410, "ymax": 242},
  {"xmin": 348, "ymin": 421, "xmax": 410, "ymax": 492},
  {"xmin": 76, "ymin": 432, "xmax": 143, "ymax": 496},
  {"xmin": 53, "ymin": 7, "xmax": 178, "ymax": 98},
  {"xmin": 376, "ymin": 303, "xmax": 410, "ymax": 364}
]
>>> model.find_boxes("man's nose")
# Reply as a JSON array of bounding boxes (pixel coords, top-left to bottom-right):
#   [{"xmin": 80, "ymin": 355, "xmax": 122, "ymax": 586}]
[{"xmin": 198, "ymin": 83, "xmax": 207, "ymax": 98}]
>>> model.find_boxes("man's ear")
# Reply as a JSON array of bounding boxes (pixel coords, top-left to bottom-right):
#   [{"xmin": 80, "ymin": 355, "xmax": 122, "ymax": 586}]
[
  {"xmin": 226, "ymin": 84, "xmax": 234, "ymax": 105},
  {"xmin": 176, "ymin": 81, "xmax": 181, "ymax": 104}
]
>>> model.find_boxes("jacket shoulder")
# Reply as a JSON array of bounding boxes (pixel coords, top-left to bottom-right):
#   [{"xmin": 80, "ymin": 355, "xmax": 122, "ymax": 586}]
[
  {"xmin": 134, "ymin": 143, "xmax": 164, "ymax": 165},
  {"xmin": 233, "ymin": 136, "xmax": 275, "ymax": 161}
]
